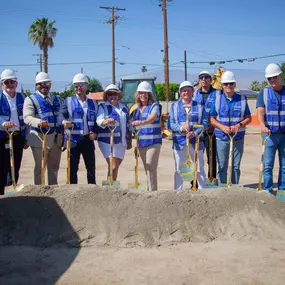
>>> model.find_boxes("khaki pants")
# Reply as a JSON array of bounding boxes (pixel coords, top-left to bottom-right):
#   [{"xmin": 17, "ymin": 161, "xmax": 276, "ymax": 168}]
[
  {"xmin": 31, "ymin": 144, "xmax": 62, "ymax": 185},
  {"xmin": 138, "ymin": 144, "xmax": 161, "ymax": 191}
]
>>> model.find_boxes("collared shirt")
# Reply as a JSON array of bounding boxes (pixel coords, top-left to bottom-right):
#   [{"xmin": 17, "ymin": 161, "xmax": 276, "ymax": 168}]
[
  {"xmin": 2, "ymin": 90, "xmax": 20, "ymax": 131},
  {"xmin": 76, "ymin": 94, "xmax": 89, "ymax": 135}
]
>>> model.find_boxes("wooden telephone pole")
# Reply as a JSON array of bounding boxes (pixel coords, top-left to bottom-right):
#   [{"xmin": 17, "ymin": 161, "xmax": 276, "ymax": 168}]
[
  {"xmin": 100, "ymin": 6, "xmax": 126, "ymax": 84},
  {"xmin": 160, "ymin": 0, "xmax": 171, "ymax": 104}
]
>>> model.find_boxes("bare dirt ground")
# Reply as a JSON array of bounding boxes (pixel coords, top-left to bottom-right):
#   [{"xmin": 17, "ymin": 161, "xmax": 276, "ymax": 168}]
[{"xmin": 1, "ymin": 130, "xmax": 284, "ymax": 285}]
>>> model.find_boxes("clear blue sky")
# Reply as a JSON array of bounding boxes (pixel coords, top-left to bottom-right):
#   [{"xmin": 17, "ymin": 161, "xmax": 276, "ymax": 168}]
[{"xmin": 1, "ymin": 0, "xmax": 285, "ymax": 91}]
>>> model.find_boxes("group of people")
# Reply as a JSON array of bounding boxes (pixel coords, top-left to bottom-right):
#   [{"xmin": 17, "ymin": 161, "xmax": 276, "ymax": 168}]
[{"xmin": 0, "ymin": 62, "xmax": 284, "ymax": 195}]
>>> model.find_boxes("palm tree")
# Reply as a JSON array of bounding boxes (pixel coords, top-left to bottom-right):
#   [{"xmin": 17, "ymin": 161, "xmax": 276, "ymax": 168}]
[
  {"xmin": 141, "ymin": 66, "xmax": 147, "ymax": 74},
  {"xmin": 28, "ymin": 18, "xmax": 57, "ymax": 73}
]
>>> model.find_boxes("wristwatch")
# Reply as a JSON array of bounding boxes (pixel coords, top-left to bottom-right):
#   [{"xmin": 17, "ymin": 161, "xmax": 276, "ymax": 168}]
[{"xmin": 239, "ymin": 122, "xmax": 243, "ymax": 127}]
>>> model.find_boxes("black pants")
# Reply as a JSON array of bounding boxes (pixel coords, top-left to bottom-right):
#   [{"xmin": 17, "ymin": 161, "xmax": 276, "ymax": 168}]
[
  {"xmin": 203, "ymin": 132, "xmax": 217, "ymax": 179},
  {"xmin": 0, "ymin": 135, "xmax": 25, "ymax": 195},
  {"xmin": 70, "ymin": 137, "xmax": 96, "ymax": 184}
]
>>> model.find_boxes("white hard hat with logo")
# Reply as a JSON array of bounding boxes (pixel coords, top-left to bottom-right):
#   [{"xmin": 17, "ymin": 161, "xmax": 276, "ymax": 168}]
[
  {"xmin": 1, "ymin": 69, "xmax": 17, "ymax": 82},
  {"xmin": 73, "ymin": 73, "xmax": 88, "ymax": 84},
  {"xmin": 179, "ymin": 81, "xmax": 193, "ymax": 92},
  {"xmin": 265, "ymin": 63, "xmax": 282, "ymax": 78},
  {"xmin": 36, "ymin": 72, "xmax": 51, "ymax": 84},
  {"xmin": 221, "ymin": 71, "xmax": 236, "ymax": 83},
  {"xmin": 137, "ymin": 81, "xmax": 152, "ymax": 93}
]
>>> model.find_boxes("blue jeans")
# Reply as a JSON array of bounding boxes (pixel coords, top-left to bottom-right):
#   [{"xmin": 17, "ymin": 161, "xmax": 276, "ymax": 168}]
[
  {"xmin": 263, "ymin": 133, "xmax": 285, "ymax": 191},
  {"xmin": 216, "ymin": 137, "xmax": 244, "ymax": 185}
]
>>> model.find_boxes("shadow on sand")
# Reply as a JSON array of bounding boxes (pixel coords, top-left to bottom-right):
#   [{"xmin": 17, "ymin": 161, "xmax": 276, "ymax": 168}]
[{"xmin": 0, "ymin": 195, "xmax": 80, "ymax": 285}]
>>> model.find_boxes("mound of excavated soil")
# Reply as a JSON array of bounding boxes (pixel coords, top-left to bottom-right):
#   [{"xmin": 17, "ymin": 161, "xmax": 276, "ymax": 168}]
[{"xmin": 1, "ymin": 185, "xmax": 285, "ymax": 248}]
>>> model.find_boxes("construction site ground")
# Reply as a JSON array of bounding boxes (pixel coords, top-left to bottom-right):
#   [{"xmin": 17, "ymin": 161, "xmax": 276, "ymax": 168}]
[{"xmin": 1, "ymin": 126, "xmax": 285, "ymax": 285}]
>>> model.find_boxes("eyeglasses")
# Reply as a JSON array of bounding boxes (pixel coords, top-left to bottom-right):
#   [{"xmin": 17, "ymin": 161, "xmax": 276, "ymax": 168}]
[
  {"xmin": 199, "ymin": 75, "xmax": 211, "ymax": 80},
  {"xmin": 3, "ymin": 79, "xmax": 16, "ymax": 85},
  {"xmin": 223, "ymin": 82, "xmax": 235, "ymax": 86},
  {"xmin": 74, "ymin": 83, "xmax": 85, "ymax": 88},
  {"xmin": 37, "ymin": 82, "xmax": 51, "ymax": 87},
  {"xmin": 267, "ymin": 75, "xmax": 278, "ymax": 81}
]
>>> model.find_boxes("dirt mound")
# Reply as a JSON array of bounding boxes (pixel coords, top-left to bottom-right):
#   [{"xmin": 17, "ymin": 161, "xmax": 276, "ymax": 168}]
[{"xmin": 1, "ymin": 185, "xmax": 285, "ymax": 248}]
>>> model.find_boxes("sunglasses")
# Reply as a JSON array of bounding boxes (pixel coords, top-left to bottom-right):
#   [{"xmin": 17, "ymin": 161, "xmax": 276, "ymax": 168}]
[
  {"xmin": 267, "ymin": 75, "xmax": 278, "ymax": 81},
  {"xmin": 108, "ymin": 92, "xmax": 119, "ymax": 97},
  {"xmin": 199, "ymin": 75, "xmax": 210, "ymax": 80},
  {"xmin": 74, "ymin": 83, "xmax": 85, "ymax": 88},
  {"xmin": 3, "ymin": 79, "xmax": 16, "ymax": 85},
  {"xmin": 223, "ymin": 82, "xmax": 235, "ymax": 86},
  {"xmin": 37, "ymin": 82, "xmax": 51, "ymax": 87}
]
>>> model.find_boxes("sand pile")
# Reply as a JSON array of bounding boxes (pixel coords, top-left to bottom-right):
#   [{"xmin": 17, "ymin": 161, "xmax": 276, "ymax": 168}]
[{"xmin": 1, "ymin": 185, "xmax": 285, "ymax": 248}]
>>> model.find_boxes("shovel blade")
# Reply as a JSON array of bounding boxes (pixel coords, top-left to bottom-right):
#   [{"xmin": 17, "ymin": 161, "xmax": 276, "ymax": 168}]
[
  {"xmin": 102, "ymin": 180, "xmax": 120, "ymax": 188},
  {"xmin": 128, "ymin": 182, "xmax": 146, "ymax": 191},
  {"xmin": 205, "ymin": 178, "xmax": 219, "ymax": 188},
  {"xmin": 179, "ymin": 162, "xmax": 194, "ymax": 182},
  {"xmin": 276, "ymin": 190, "xmax": 285, "ymax": 201},
  {"xmin": 5, "ymin": 184, "xmax": 25, "ymax": 195}
]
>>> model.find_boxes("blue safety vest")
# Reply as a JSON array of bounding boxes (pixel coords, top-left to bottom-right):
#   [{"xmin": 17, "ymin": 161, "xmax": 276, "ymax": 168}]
[
  {"xmin": 170, "ymin": 99, "xmax": 203, "ymax": 149},
  {"xmin": 0, "ymin": 92, "xmax": 26, "ymax": 139},
  {"xmin": 97, "ymin": 103, "xmax": 130, "ymax": 144},
  {"xmin": 65, "ymin": 96, "xmax": 98, "ymax": 143},
  {"xmin": 214, "ymin": 93, "xmax": 246, "ymax": 141},
  {"xmin": 132, "ymin": 102, "xmax": 162, "ymax": 147},
  {"xmin": 263, "ymin": 87, "xmax": 285, "ymax": 133},
  {"xmin": 29, "ymin": 93, "xmax": 62, "ymax": 134}
]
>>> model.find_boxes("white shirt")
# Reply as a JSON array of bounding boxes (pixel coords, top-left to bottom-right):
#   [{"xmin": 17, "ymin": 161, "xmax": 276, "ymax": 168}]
[
  {"xmin": 76, "ymin": 94, "xmax": 89, "ymax": 135},
  {"xmin": 96, "ymin": 101, "xmax": 127, "ymax": 146},
  {"xmin": 2, "ymin": 90, "xmax": 20, "ymax": 131}
]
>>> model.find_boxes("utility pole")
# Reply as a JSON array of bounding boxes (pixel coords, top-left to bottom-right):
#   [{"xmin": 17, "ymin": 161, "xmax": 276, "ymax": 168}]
[
  {"xmin": 184, "ymin": 50, "xmax": 187, "ymax": 80},
  {"xmin": 160, "ymin": 0, "xmax": 171, "ymax": 105},
  {"xmin": 100, "ymin": 6, "xmax": 126, "ymax": 84},
  {"xmin": 33, "ymin": 54, "xmax": 43, "ymax": 72}
]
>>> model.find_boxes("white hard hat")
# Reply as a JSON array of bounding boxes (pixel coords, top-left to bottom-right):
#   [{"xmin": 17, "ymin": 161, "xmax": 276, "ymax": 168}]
[
  {"xmin": 73, "ymin": 73, "xmax": 88, "ymax": 84},
  {"xmin": 179, "ymin": 81, "xmax": 193, "ymax": 92},
  {"xmin": 221, "ymin": 71, "xmax": 236, "ymax": 83},
  {"xmin": 265, "ymin": 63, "xmax": 282, "ymax": 78},
  {"xmin": 1, "ymin": 69, "xmax": 17, "ymax": 82},
  {"xmin": 36, "ymin": 72, "xmax": 51, "ymax": 84},
  {"xmin": 137, "ymin": 81, "xmax": 152, "ymax": 93},
  {"xmin": 199, "ymin": 70, "xmax": 211, "ymax": 77},
  {"xmin": 103, "ymin": 84, "xmax": 123, "ymax": 101}
]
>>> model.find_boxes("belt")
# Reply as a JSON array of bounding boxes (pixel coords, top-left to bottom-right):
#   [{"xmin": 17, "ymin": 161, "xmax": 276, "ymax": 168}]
[{"xmin": 10, "ymin": 131, "xmax": 21, "ymax": 136}]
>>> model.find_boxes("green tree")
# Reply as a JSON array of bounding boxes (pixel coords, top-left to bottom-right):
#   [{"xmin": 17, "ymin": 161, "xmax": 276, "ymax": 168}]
[
  {"xmin": 28, "ymin": 18, "xmax": 57, "ymax": 73},
  {"xmin": 155, "ymin": 83, "xmax": 180, "ymax": 101},
  {"xmin": 86, "ymin": 77, "xmax": 103, "ymax": 94},
  {"xmin": 250, "ymin": 80, "xmax": 268, "ymax": 92},
  {"xmin": 141, "ymin": 66, "xmax": 147, "ymax": 74}
]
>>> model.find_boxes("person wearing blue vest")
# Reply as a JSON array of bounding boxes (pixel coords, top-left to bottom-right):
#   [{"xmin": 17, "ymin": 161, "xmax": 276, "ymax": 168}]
[
  {"xmin": 23, "ymin": 72, "xmax": 67, "ymax": 185},
  {"xmin": 168, "ymin": 81, "xmax": 207, "ymax": 191},
  {"xmin": 132, "ymin": 81, "xmax": 162, "ymax": 191},
  {"xmin": 64, "ymin": 73, "xmax": 98, "ymax": 184},
  {"xmin": 0, "ymin": 69, "xmax": 27, "ymax": 195},
  {"xmin": 209, "ymin": 71, "xmax": 252, "ymax": 186},
  {"xmin": 96, "ymin": 84, "xmax": 132, "ymax": 183},
  {"xmin": 256, "ymin": 63, "xmax": 285, "ymax": 192},
  {"xmin": 194, "ymin": 70, "xmax": 221, "ymax": 182}
]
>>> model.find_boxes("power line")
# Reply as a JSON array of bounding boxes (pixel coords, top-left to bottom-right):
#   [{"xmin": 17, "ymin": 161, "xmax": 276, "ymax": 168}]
[
  {"xmin": 187, "ymin": 53, "xmax": 285, "ymax": 65},
  {"xmin": 0, "ymin": 60, "xmax": 112, "ymax": 67}
]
